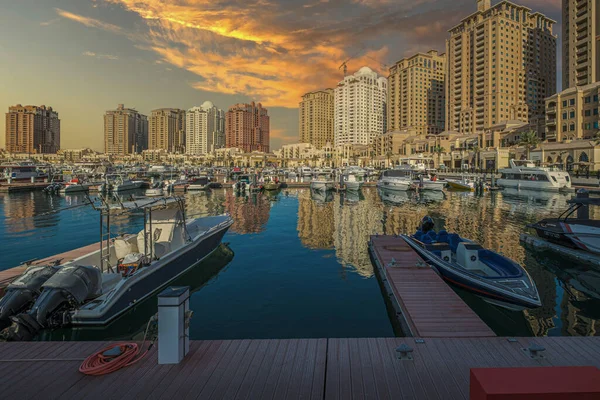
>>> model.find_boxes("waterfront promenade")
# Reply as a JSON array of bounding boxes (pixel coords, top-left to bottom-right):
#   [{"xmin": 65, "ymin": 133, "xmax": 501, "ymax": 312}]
[{"xmin": 1, "ymin": 337, "xmax": 599, "ymax": 399}]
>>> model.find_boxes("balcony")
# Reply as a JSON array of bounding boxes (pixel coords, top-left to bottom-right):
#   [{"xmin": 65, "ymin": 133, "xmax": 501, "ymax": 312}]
[
  {"xmin": 546, "ymin": 118, "xmax": 556, "ymax": 125},
  {"xmin": 577, "ymin": 55, "xmax": 589, "ymax": 64}
]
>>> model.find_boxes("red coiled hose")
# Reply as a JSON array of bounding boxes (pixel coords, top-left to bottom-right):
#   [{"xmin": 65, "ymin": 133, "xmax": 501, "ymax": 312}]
[{"xmin": 79, "ymin": 343, "xmax": 150, "ymax": 376}]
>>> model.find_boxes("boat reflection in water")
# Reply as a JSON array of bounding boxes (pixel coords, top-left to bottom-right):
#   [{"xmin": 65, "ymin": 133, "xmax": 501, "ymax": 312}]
[
  {"xmin": 378, "ymin": 187, "xmax": 409, "ymax": 206},
  {"xmin": 38, "ymin": 243, "xmax": 235, "ymax": 341},
  {"xmin": 415, "ymin": 190, "xmax": 446, "ymax": 204},
  {"xmin": 340, "ymin": 189, "xmax": 364, "ymax": 205},
  {"xmin": 500, "ymin": 187, "xmax": 570, "ymax": 210},
  {"xmin": 310, "ymin": 188, "xmax": 334, "ymax": 204}
]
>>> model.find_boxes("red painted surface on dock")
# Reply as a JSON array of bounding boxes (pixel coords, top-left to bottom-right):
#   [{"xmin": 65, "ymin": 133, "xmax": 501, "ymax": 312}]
[
  {"xmin": 0, "ymin": 242, "xmax": 100, "ymax": 296},
  {"xmin": 1, "ymin": 337, "xmax": 599, "ymax": 400},
  {"xmin": 369, "ymin": 235, "xmax": 495, "ymax": 338}
]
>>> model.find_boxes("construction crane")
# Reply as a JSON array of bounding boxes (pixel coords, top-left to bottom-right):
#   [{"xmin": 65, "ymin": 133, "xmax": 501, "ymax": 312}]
[{"xmin": 338, "ymin": 50, "xmax": 388, "ymax": 77}]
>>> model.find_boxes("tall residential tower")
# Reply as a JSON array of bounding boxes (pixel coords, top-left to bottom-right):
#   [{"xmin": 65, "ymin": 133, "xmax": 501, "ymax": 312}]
[
  {"xmin": 446, "ymin": 0, "xmax": 556, "ymax": 135},
  {"xmin": 299, "ymin": 89, "xmax": 334, "ymax": 149},
  {"xmin": 562, "ymin": 0, "xmax": 600, "ymax": 88},
  {"xmin": 387, "ymin": 50, "xmax": 446, "ymax": 135},
  {"xmin": 334, "ymin": 66, "xmax": 387, "ymax": 146},
  {"xmin": 186, "ymin": 101, "xmax": 225, "ymax": 155},
  {"xmin": 148, "ymin": 108, "xmax": 186, "ymax": 153},
  {"xmin": 5, "ymin": 105, "xmax": 60, "ymax": 153},
  {"xmin": 104, "ymin": 104, "xmax": 148, "ymax": 155},
  {"xmin": 225, "ymin": 102, "xmax": 270, "ymax": 153}
]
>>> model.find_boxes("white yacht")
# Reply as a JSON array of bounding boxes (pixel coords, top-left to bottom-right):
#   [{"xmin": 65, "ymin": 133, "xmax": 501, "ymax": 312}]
[
  {"xmin": 343, "ymin": 173, "xmax": 363, "ymax": 191},
  {"xmin": 299, "ymin": 166, "xmax": 313, "ymax": 177},
  {"xmin": 345, "ymin": 166, "xmax": 367, "ymax": 177},
  {"xmin": 414, "ymin": 175, "xmax": 446, "ymax": 191},
  {"xmin": 59, "ymin": 178, "xmax": 90, "ymax": 194},
  {"xmin": 497, "ymin": 160, "xmax": 571, "ymax": 192},
  {"xmin": 310, "ymin": 176, "xmax": 334, "ymax": 191},
  {"xmin": 377, "ymin": 169, "xmax": 412, "ymax": 191}
]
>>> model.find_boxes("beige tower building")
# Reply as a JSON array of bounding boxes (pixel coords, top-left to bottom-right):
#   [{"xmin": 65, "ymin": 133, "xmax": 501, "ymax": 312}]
[
  {"xmin": 104, "ymin": 104, "xmax": 148, "ymax": 155},
  {"xmin": 387, "ymin": 50, "xmax": 446, "ymax": 135},
  {"xmin": 563, "ymin": 0, "xmax": 600, "ymax": 89},
  {"xmin": 5, "ymin": 105, "xmax": 60, "ymax": 154},
  {"xmin": 446, "ymin": 0, "xmax": 557, "ymax": 135},
  {"xmin": 299, "ymin": 89, "xmax": 334, "ymax": 149},
  {"xmin": 148, "ymin": 108, "xmax": 186, "ymax": 153}
]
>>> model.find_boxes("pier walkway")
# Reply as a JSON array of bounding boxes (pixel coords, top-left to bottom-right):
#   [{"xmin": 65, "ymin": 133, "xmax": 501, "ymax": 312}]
[
  {"xmin": 369, "ymin": 235, "xmax": 495, "ymax": 338},
  {"xmin": 0, "ymin": 337, "xmax": 599, "ymax": 399}
]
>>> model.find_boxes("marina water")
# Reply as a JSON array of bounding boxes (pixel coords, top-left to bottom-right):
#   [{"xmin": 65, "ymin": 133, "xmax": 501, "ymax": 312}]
[{"xmin": 1, "ymin": 188, "xmax": 598, "ymax": 340}]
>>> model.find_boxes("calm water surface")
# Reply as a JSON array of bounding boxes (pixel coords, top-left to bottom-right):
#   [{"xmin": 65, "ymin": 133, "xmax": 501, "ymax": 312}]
[{"xmin": 0, "ymin": 187, "xmax": 598, "ymax": 340}]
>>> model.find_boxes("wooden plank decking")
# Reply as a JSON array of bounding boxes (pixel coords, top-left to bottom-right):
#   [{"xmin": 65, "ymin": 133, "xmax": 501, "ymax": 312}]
[
  {"xmin": 0, "ymin": 242, "xmax": 100, "ymax": 296},
  {"xmin": 369, "ymin": 235, "xmax": 495, "ymax": 338},
  {"xmin": 0, "ymin": 337, "xmax": 599, "ymax": 399}
]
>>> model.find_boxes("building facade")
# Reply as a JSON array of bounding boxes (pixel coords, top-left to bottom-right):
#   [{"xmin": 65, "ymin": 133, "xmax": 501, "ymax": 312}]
[
  {"xmin": 148, "ymin": 108, "xmax": 186, "ymax": 153},
  {"xmin": 562, "ymin": 0, "xmax": 600, "ymax": 89},
  {"xmin": 104, "ymin": 104, "xmax": 148, "ymax": 155},
  {"xmin": 186, "ymin": 101, "xmax": 225, "ymax": 155},
  {"xmin": 387, "ymin": 50, "xmax": 446, "ymax": 135},
  {"xmin": 5, "ymin": 105, "xmax": 60, "ymax": 153},
  {"xmin": 225, "ymin": 102, "xmax": 270, "ymax": 153},
  {"xmin": 545, "ymin": 81, "xmax": 600, "ymax": 142},
  {"xmin": 334, "ymin": 66, "xmax": 387, "ymax": 147},
  {"xmin": 299, "ymin": 89, "xmax": 334, "ymax": 149},
  {"xmin": 446, "ymin": 0, "xmax": 557, "ymax": 135}
]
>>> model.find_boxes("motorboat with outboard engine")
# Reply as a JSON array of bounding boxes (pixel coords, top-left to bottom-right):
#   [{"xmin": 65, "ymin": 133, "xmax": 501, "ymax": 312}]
[
  {"xmin": 187, "ymin": 176, "xmax": 211, "ymax": 191},
  {"xmin": 0, "ymin": 196, "xmax": 233, "ymax": 341},
  {"xmin": 59, "ymin": 178, "xmax": 90, "ymax": 194},
  {"xmin": 446, "ymin": 175, "xmax": 484, "ymax": 192},
  {"xmin": 377, "ymin": 169, "xmax": 412, "ymax": 191},
  {"xmin": 401, "ymin": 216, "xmax": 541, "ymax": 311},
  {"xmin": 528, "ymin": 196, "xmax": 600, "ymax": 254}
]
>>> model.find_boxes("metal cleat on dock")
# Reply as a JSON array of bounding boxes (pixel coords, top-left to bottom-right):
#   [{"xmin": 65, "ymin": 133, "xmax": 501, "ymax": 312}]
[
  {"xmin": 524, "ymin": 343, "xmax": 546, "ymax": 359},
  {"xmin": 396, "ymin": 343, "xmax": 413, "ymax": 360}
]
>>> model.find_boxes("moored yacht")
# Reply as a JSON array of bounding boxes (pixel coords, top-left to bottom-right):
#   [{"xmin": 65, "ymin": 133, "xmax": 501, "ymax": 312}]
[
  {"xmin": 497, "ymin": 160, "xmax": 571, "ymax": 191},
  {"xmin": 377, "ymin": 169, "xmax": 412, "ymax": 191}
]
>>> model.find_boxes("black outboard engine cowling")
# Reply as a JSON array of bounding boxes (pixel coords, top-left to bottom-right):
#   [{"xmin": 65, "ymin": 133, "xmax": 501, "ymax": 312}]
[
  {"xmin": 0, "ymin": 265, "xmax": 58, "ymax": 330},
  {"xmin": 1, "ymin": 265, "xmax": 102, "ymax": 341}
]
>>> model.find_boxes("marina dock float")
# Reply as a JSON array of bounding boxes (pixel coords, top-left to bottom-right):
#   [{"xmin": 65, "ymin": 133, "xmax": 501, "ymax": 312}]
[
  {"xmin": 0, "ymin": 182, "xmax": 49, "ymax": 193},
  {"xmin": 520, "ymin": 233, "xmax": 600, "ymax": 267},
  {"xmin": 1, "ymin": 337, "xmax": 600, "ymax": 399},
  {"xmin": 369, "ymin": 235, "xmax": 495, "ymax": 338},
  {"xmin": 0, "ymin": 242, "xmax": 100, "ymax": 296}
]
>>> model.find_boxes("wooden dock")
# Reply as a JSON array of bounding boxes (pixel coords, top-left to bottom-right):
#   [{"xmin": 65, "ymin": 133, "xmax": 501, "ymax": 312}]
[
  {"xmin": 0, "ymin": 242, "xmax": 100, "ymax": 296},
  {"xmin": 0, "ymin": 337, "xmax": 599, "ymax": 399},
  {"xmin": 369, "ymin": 235, "xmax": 495, "ymax": 338},
  {"xmin": 0, "ymin": 182, "xmax": 49, "ymax": 193}
]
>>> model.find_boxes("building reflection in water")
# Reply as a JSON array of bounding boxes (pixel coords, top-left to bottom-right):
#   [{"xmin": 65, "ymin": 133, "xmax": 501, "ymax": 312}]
[
  {"xmin": 2, "ymin": 192, "xmax": 61, "ymax": 233},
  {"xmin": 221, "ymin": 190, "xmax": 271, "ymax": 234},
  {"xmin": 297, "ymin": 189, "xmax": 335, "ymax": 249}
]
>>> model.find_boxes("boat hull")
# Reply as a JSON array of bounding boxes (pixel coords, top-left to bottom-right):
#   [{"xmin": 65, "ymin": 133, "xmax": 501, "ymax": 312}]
[
  {"xmin": 377, "ymin": 179, "xmax": 410, "ymax": 191},
  {"xmin": 310, "ymin": 181, "xmax": 334, "ymax": 191},
  {"xmin": 402, "ymin": 235, "xmax": 541, "ymax": 310},
  {"xmin": 345, "ymin": 181, "xmax": 362, "ymax": 191},
  {"xmin": 530, "ymin": 219, "xmax": 600, "ymax": 254},
  {"xmin": 496, "ymin": 179, "xmax": 567, "ymax": 192},
  {"xmin": 71, "ymin": 218, "xmax": 233, "ymax": 325},
  {"xmin": 446, "ymin": 181, "xmax": 474, "ymax": 191}
]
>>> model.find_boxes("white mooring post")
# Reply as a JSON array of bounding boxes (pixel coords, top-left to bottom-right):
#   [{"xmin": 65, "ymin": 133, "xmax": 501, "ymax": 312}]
[{"xmin": 158, "ymin": 286, "xmax": 191, "ymax": 364}]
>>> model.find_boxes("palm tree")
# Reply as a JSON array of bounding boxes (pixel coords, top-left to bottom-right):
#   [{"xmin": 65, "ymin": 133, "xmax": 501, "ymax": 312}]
[
  {"xmin": 433, "ymin": 146, "xmax": 446, "ymax": 169},
  {"xmin": 385, "ymin": 150, "xmax": 393, "ymax": 168},
  {"xmin": 518, "ymin": 130, "xmax": 540, "ymax": 160}
]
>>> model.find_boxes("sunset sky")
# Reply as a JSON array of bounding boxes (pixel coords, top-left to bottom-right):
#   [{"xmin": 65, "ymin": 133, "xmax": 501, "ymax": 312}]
[{"xmin": 0, "ymin": 0, "xmax": 561, "ymax": 151}]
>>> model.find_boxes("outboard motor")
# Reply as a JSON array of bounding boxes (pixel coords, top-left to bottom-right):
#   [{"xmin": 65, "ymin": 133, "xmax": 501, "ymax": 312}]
[
  {"xmin": 0, "ymin": 265, "xmax": 58, "ymax": 330},
  {"xmin": 1, "ymin": 265, "xmax": 102, "ymax": 341}
]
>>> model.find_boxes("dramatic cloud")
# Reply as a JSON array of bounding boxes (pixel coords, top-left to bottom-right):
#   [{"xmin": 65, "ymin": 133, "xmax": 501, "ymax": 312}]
[{"xmin": 55, "ymin": 8, "xmax": 125, "ymax": 35}]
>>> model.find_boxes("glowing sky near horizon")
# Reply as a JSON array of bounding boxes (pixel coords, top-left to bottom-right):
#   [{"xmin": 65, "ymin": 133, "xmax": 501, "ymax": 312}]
[{"xmin": 0, "ymin": 0, "xmax": 561, "ymax": 151}]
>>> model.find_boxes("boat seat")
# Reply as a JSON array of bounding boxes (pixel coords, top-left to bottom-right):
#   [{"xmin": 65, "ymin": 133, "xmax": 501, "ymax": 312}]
[
  {"xmin": 437, "ymin": 230, "xmax": 449, "ymax": 243},
  {"xmin": 114, "ymin": 237, "xmax": 139, "ymax": 260},
  {"xmin": 478, "ymin": 250, "xmax": 523, "ymax": 278},
  {"xmin": 448, "ymin": 234, "xmax": 463, "ymax": 253}
]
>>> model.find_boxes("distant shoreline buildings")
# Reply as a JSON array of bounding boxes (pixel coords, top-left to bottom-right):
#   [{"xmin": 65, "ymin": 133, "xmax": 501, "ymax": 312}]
[
  {"xmin": 226, "ymin": 102, "xmax": 270, "ymax": 153},
  {"xmin": 104, "ymin": 104, "xmax": 148, "ymax": 156},
  {"xmin": 5, "ymin": 105, "xmax": 60, "ymax": 154}
]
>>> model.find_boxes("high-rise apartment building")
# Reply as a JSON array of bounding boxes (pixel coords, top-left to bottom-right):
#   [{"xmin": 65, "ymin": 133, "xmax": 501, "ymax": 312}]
[
  {"xmin": 387, "ymin": 50, "xmax": 446, "ymax": 135},
  {"xmin": 446, "ymin": 0, "xmax": 557, "ymax": 135},
  {"xmin": 5, "ymin": 105, "xmax": 60, "ymax": 153},
  {"xmin": 225, "ymin": 102, "xmax": 270, "ymax": 153},
  {"xmin": 186, "ymin": 101, "xmax": 225, "ymax": 155},
  {"xmin": 545, "ymin": 82, "xmax": 600, "ymax": 142},
  {"xmin": 563, "ymin": 0, "xmax": 600, "ymax": 89},
  {"xmin": 299, "ymin": 89, "xmax": 334, "ymax": 149},
  {"xmin": 334, "ymin": 66, "xmax": 387, "ymax": 146},
  {"xmin": 148, "ymin": 108, "xmax": 185, "ymax": 153},
  {"xmin": 104, "ymin": 104, "xmax": 148, "ymax": 155}
]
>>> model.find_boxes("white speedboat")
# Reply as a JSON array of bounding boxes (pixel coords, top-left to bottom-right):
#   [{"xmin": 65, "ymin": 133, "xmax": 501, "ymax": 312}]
[
  {"xmin": 59, "ymin": 178, "xmax": 90, "ymax": 194},
  {"xmin": 310, "ymin": 178, "xmax": 334, "ymax": 191},
  {"xmin": 343, "ymin": 173, "xmax": 363, "ymax": 191},
  {"xmin": 497, "ymin": 160, "xmax": 571, "ymax": 192},
  {"xmin": 299, "ymin": 167, "xmax": 313, "ymax": 177},
  {"xmin": 377, "ymin": 169, "xmax": 412, "ymax": 191},
  {"xmin": 113, "ymin": 176, "xmax": 144, "ymax": 192},
  {"xmin": 0, "ymin": 197, "xmax": 233, "ymax": 340}
]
